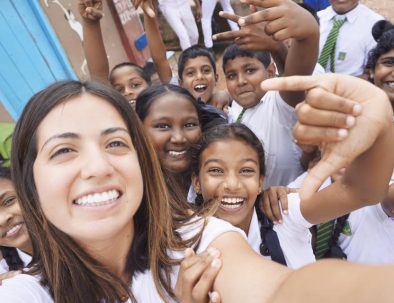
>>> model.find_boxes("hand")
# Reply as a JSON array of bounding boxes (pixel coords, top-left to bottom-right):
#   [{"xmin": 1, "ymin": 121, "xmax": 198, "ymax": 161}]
[
  {"xmin": 261, "ymin": 74, "xmax": 393, "ymax": 199},
  {"xmin": 175, "ymin": 248, "xmax": 222, "ymax": 303},
  {"xmin": 131, "ymin": 0, "xmax": 156, "ymax": 18},
  {"xmin": 213, "ymin": 10, "xmax": 283, "ymax": 52},
  {"xmin": 195, "ymin": 5, "xmax": 202, "ymax": 23},
  {"xmin": 0, "ymin": 270, "xmax": 22, "ymax": 285},
  {"xmin": 237, "ymin": 0, "xmax": 319, "ymax": 41},
  {"xmin": 78, "ymin": 0, "xmax": 103, "ymax": 22},
  {"xmin": 261, "ymin": 186, "xmax": 297, "ymax": 223}
]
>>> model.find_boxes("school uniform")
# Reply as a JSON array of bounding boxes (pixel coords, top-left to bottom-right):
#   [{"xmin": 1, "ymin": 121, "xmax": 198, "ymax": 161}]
[
  {"xmin": 229, "ymin": 91, "xmax": 304, "ymax": 189},
  {"xmin": 0, "ymin": 249, "xmax": 31, "ymax": 274},
  {"xmin": 248, "ymin": 193, "xmax": 316, "ymax": 269},
  {"xmin": 159, "ymin": 0, "xmax": 199, "ymax": 50},
  {"xmin": 318, "ymin": 4, "xmax": 383, "ymax": 76},
  {"xmin": 0, "ymin": 217, "xmax": 244, "ymax": 302}
]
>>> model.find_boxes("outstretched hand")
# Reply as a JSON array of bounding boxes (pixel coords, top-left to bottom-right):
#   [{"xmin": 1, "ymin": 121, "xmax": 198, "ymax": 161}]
[
  {"xmin": 78, "ymin": 0, "xmax": 103, "ymax": 22},
  {"xmin": 261, "ymin": 74, "xmax": 393, "ymax": 200},
  {"xmin": 131, "ymin": 0, "xmax": 156, "ymax": 18}
]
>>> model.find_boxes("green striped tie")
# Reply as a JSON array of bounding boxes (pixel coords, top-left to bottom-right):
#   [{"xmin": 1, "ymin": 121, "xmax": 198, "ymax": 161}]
[
  {"xmin": 315, "ymin": 220, "xmax": 335, "ymax": 259},
  {"xmin": 318, "ymin": 18, "xmax": 346, "ymax": 72},
  {"xmin": 236, "ymin": 108, "xmax": 247, "ymax": 122}
]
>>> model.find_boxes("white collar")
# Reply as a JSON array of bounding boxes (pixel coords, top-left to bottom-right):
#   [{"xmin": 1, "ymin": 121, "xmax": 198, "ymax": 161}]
[{"xmin": 247, "ymin": 209, "xmax": 262, "ymax": 254}]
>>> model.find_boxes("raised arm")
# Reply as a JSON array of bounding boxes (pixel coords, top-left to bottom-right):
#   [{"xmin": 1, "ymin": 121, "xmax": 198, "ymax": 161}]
[
  {"xmin": 239, "ymin": 0, "xmax": 320, "ymax": 107},
  {"xmin": 261, "ymin": 74, "xmax": 394, "ymax": 224},
  {"xmin": 78, "ymin": 0, "xmax": 110, "ymax": 83},
  {"xmin": 143, "ymin": 10, "xmax": 173, "ymax": 83}
]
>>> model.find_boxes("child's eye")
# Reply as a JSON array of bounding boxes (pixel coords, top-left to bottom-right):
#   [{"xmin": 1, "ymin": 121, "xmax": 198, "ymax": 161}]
[
  {"xmin": 240, "ymin": 168, "xmax": 255, "ymax": 175},
  {"xmin": 114, "ymin": 86, "xmax": 124, "ymax": 94},
  {"xmin": 203, "ymin": 67, "xmax": 212, "ymax": 74},
  {"xmin": 208, "ymin": 168, "xmax": 223, "ymax": 175},
  {"xmin": 184, "ymin": 122, "xmax": 199, "ymax": 128},
  {"xmin": 380, "ymin": 58, "xmax": 394, "ymax": 67},
  {"xmin": 154, "ymin": 123, "xmax": 170, "ymax": 129},
  {"xmin": 50, "ymin": 147, "xmax": 74, "ymax": 159},
  {"xmin": 246, "ymin": 68, "xmax": 256, "ymax": 74},
  {"xmin": 2, "ymin": 196, "xmax": 16, "ymax": 207},
  {"xmin": 186, "ymin": 71, "xmax": 194, "ymax": 77},
  {"xmin": 129, "ymin": 82, "xmax": 142, "ymax": 89},
  {"xmin": 226, "ymin": 73, "xmax": 236, "ymax": 80}
]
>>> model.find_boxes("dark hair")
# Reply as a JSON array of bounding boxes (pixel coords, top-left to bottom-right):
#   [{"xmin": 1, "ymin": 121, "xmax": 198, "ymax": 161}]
[
  {"xmin": 178, "ymin": 45, "xmax": 217, "ymax": 80},
  {"xmin": 0, "ymin": 166, "xmax": 25, "ymax": 271},
  {"xmin": 368, "ymin": 20, "xmax": 394, "ymax": 71},
  {"xmin": 190, "ymin": 123, "xmax": 265, "ymax": 205},
  {"xmin": 11, "ymin": 80, "xmax": 190, "ymax": 302},
  {"xmin": 135, "ymin": 83, "xmax": 203, "ymax": 125},
  {"xmin": 222, "ymin": 44, "xmax": 271, "ymax": 72},
  {"xmin": 109, "ymin": 62, "xmax": 152, "ymax": 85}
]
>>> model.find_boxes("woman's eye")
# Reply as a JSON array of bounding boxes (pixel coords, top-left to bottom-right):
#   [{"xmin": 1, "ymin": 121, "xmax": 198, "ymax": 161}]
[
  {"xmin": 2, "ymin": 196, "xmax": 16, "ymax": 207},
  {"xmin": 107, "ymin": 140, "xmax": 128, "ymax": 149},
  {"xmin": 381, "ymin": 59, "xmax": 394, "ymax": 67},
  {"xmin": 115, "ymin": 86, "xmax": 124, "ymax": 94},
  {"xmin": 50, "ymin": 147, "xmax": 73, "ymax": 159}
]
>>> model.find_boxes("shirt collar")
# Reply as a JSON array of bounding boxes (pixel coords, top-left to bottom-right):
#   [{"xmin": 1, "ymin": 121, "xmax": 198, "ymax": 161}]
[{"xmin": 324, "ymin": 3, "xmax": 361, "ymax": 24}]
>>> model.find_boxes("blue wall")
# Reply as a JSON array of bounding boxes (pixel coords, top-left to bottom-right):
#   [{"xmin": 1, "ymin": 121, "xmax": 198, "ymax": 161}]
[{"xmin": 0, "ymin": 0, "xmax": 77, "ymax": 120}]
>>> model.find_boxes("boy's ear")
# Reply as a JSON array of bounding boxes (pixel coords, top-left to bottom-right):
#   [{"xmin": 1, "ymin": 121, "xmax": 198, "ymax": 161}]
[
  {"xmin": 266, "ymin": 63, "xmax": 276, "ymax": 79},
  {"xmin": 191, "ymin": 173, "xmax": 201, "ymax": 194}
]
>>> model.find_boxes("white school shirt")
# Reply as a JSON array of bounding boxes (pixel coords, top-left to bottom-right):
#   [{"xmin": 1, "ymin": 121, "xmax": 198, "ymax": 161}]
[
  {"xmin": 0, "ymin": 217, "xmax": 244, "ymax": 303},
  {"xmin": 318, "ymin": 4, "xmax": 383, "ymax": 76},
  {"xmin": 337, "ymin": 170, "xmax": 394, "ymax": 264},
  {"xmin": 247, "ymin": 193, "xmax": 315, "ymax": 269},
  {"xmin": 229, "ymin": 91, "xmax": 303, "ymax": 189},
  {"xmin": 0, "ymin": 249, "xmax": 32, "ymax": 274}
]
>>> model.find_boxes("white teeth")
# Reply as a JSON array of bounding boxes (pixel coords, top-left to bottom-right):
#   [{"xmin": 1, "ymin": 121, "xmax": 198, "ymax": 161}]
[
  {"xmin": 168, "ymin": 150, "xmax": 187, "ymax": 157},
  {"xmin": 6, "ymin": 224, "xmax": 22, "ymax": 237},
  {"xmin": 195, "ymin": 84, "xmax": 207, "ymax": 89},
  {"xmin": 387, "ymin": 82, "xmax": 394, "ymax": 88},
  {"xmin": 221, "ymin": 197, "xmax": 244, "ymax": 204},
  {"xmin": 74, "ymin": 190, "xmax": 120, "ymax": 206}
]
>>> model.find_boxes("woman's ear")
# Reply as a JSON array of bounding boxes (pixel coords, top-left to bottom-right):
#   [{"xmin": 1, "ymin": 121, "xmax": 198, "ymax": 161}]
[{"xmin": 191, "ymin": 173, "xmax": 201, "ymax": 194}]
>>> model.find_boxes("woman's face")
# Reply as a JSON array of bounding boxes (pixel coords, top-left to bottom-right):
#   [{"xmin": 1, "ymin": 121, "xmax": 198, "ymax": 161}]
[
  {"xmin": 192, "ymin": 139, "xmax": 264, "ymax": 233},
  {"xmin": 111, "ymin": 66, "xmax": 149, "ymax": 107},
  {"xmin": 143, "ymin": 92, "xmax": 202, "ymax": 173},
  {"xmin": 0, "ymin": 178, "xmax": 30, "ymax": 251},
  {"xmin": 373, "ymin": 49, "xmax": 394, "ymax": 104},
  {"xmin": 33, "ymin": 93, "xmax": 143, "ymax": 245}
]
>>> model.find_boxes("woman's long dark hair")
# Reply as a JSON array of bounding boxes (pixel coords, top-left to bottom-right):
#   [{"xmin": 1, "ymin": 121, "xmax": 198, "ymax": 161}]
[{"xmin": 11, "ymin": 80, "xmax": 199, "ymax": 302}]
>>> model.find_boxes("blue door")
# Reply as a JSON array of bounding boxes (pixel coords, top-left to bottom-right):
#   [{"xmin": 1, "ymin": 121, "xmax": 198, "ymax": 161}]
[{"xmin": 0, "ymin": 0, "xmax": 77, "ymax": 120}]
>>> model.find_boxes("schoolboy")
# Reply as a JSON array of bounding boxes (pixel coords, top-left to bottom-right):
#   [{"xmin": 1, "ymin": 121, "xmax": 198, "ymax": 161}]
[{"xmin": 222, "ymin": 0, "xmax": 320, "ymax": 188}]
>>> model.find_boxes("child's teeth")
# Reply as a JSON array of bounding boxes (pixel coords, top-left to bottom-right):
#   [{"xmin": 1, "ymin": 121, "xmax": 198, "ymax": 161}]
[{"xmin": 74, "ymin": 190, "xmax": 120, "ymax": 206}]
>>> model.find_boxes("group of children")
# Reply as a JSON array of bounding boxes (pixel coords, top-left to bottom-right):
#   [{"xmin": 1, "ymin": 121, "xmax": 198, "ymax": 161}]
[{"xmin": 0, "ymin": 0, "xmax": 393, "ymax": 302}]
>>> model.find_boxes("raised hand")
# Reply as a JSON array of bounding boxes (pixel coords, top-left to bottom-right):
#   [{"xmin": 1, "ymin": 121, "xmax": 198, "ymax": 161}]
[
  {"xmin": 260, "ymin": 186, "xmax": 297, "ymax": 223},
  {"xmin": 175, "ymin": 248, "xmax": 222, "ymax": 303},
  {"xmin": 237, "ymin": 0, "xmax": 319, "ymax": 41},
  {"xmin": 131, "ymin": 0, "xmax": 156, "ymax": 18},
  {"xmin": 78, "ymin": 0, "xmax": 103, "ymax": 22},
  {"xmin": 261, "ymin": 74, "xmax": 393, "ymax": 199}
]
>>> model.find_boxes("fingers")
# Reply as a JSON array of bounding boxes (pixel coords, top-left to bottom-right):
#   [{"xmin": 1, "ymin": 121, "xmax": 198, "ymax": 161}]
[
  {"xmin": 218, "ymin": 11, "xmax": 240, "ymax": 23},
  {"xmin": 213, "ymin": 30, "xmax": 245, "ymax": 42},
  {"xmin": 268, "ymin": 188, "xmax": 283, "ymax": 223},
  {"xmin": 142, "ymin": 2, "xmax": 156, "ymax": 17},
  {"xmin": 293, "ymin": 123, "xmax": 349, "ymax": 145},
  {"xmin": 262, "ymin": 190, "xmax": 277, "ymax": 222},
  {"xmin": 239, "ymin": 7, "xmax": 282, "ymax": 26},
  {"xmin": 192, "ymin": 258, "xmax": 222, "ymax": 302},
  {"xmin": 0, "ymin": 270, "xmax": 22, "ymax": 285},
  {"xmin": 300, "ymin": 152, "xmax": 348, "ymax": 200},
  {"xmin": 296, "ymin": 103, "xmax": 356, "ymax": 129}
]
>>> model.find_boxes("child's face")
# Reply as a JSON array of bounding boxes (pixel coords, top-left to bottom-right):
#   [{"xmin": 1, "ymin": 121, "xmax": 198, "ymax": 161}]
[
  {"xmin": 33, "ymin": 94, "xmax": 143, "ymax": 244},
  {"xmin": 192, "ymin": 139, "xmax": 264, "ymax": 233},
  {"xmin": 0, "ymin": 178, "xmax": 30, "ymax": 252},
  {"xmin": 110, "ymin": 66, "xmax": 149, "ymax": 107},
  {"xmin": 180, "ymin": 56, "xmax": 218, "ymax": 103},
  {"xmin": 224, "ymin": 56, "xmax": 272, "ymax": 109},
  {"xmin": 330, "ymin": 0, "xmax": 359, "ymax": 14},
  {"xmin": 373, "ymin": 49, "xmax": 394, "ymax": 104},
  {"xmin": 143, "ymin": 93, "xmax": 202, "ymax": 173}
]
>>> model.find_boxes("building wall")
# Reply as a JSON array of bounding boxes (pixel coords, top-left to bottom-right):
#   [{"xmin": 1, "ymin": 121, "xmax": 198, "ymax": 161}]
[
  {"xmin": 360, "ymin": 0, "xmax": 394, "ymax": 20},
  {"xmin": 39, "ymin": 0, "xmax": 129, "ymax": 80}
]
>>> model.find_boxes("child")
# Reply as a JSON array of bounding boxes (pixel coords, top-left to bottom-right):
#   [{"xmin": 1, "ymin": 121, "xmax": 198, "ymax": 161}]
[
  {"xmin": 216, "ymin": 0, "xmax": 320, "ymax": 188},
  {"xmin": 191, "ymin": 123, "xmax": 316, "ymax": 269},
  {"xmin": 0, "ymin": 166, "xmax": 31, "ymax": 274}
]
